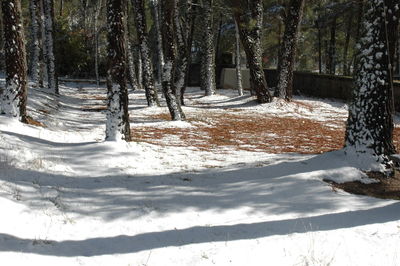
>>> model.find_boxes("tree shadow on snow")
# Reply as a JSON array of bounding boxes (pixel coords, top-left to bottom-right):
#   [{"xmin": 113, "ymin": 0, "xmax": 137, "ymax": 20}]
[{"xmin": 0, "ymin": 202, "xmax": 399, "ymax": 257}]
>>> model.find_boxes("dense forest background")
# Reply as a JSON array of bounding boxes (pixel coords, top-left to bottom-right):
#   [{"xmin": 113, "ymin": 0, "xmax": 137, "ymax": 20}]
[{"xmin": 1, "ymin": 0, "xmax": 394, "ymax": 79}]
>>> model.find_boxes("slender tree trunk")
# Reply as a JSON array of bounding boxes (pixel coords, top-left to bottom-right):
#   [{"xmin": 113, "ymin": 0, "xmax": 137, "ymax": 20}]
[
  {"xmin": 93, "ymin": 0, "xmax": 104, "ymax": 86},
  {"xmin": 180, "ymin": 8, "xmax": 196, "ymax": 105},
  {"xmin": 234, "ymin": 0, "xmax": 272, "ymax": 103},
  {"xmin": 105, "ymin": 0, "xmax": 131, "ymax": 141},
  {"xmin": 131, "ymin": 0, "xmax": 160, "ymax": 106},
  {"xmin": 342, "ymin": 5, "xmax": 354, "ymax": 76},
  {"xmin": 1, "ymin": 0, "xmax": 28, "ymax": 122},
  {"xmin": 326, "ymin": 16, "xmax": 337, "ymax": 75},
  {"xmin": 59, "ymin": 0, "xmax": 63, "ymax": 16},
  {"xmin": 345, "ymin": 0, "xmax": 399, "ymax": 169},
  {"xmin": 234, "ymin": 19, "xmax": 243, "ymax": 96},
  {"xmin": 175, "ymin": 0, "xmax": 195, "ymax": 105},
  {"xmin": 317, "ymin": 23, "xmax": 322, "ymax": 74},
  {"xmin": 351, "ymin": 0, "xmax": 365, "ymax": 75},
  {"xmin": 42, "ymin": 0, "xmax": 58, "ymax": 94},
  {"xmin": 151, "ymin": 0, "xmax": 164, "ymax": 84},
  {"xmin": 39, "ymin": 0, "xmax": 47, "ymax": 88},
  {"xmin": 29, "ymin": 0, "xmax": 41, "ymax": 87},
  {"xmin": 137, "ymin": 46, "xmax": 143, "ymax": 89},
  {"xmin": 124, "ymin": 1, "xmax": 138, "ymax": 90},
  {"xmin": 201, "ymin": 0, "xmax": 216, "ymax": 96},
  {"xmin": 161, "ymin": 0, "xmax": 185, "ymax": 120},
  {"xmin": 275, "ymin": 0, "xmax": 305, "ymax": 101}
]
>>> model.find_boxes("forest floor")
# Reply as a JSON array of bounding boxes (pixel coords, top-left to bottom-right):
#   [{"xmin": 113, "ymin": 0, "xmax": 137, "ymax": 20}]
[{"xmin": 0, "ymin": 83, "xmax": 399, "ymax": 265}]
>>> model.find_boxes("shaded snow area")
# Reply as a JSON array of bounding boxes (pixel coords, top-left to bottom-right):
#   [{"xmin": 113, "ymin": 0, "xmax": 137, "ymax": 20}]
[{"xmin": 0, "ymin": 83, "xmax": 399, "ymax": 266}]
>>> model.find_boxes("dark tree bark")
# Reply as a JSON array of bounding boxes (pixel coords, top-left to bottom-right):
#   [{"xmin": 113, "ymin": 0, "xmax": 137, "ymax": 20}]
[
  {"xmin": 201, "ymin": 0, "xmax": 216, "ymax": 96},
  {"xmin": 161, "ymin": 0, "xmax": 185, "ymax": 120},
  {"xmin": 175, "ymin": 0, "xmax": 195, "ymax": 105},
  {"xmin": 351, "ymin": 0, "xmax": 365, "ymax": 75},
  {"xmin": 29, "ymin": 0, "xmax": 41, "ymax": 87},
  {"xmin": 326, "ymin": 16, "xmax": 337, "ymax": 75},
  {"xmin": 1, "ymin": 0, "xmax": 28, "ymax": 122},
  {"xmin": 151, "ymin": 0, "xmax": 164, "ymax": 85},
  {"xmin": 345, "ymin": 0, "xmax": 399, "ymax": 169},
  {"xmin": 124, "ymin": 1, "xmax": 138, "ymax": 90},
  {"xmin": 105, "ymin": 0, "xmax": 131, "ymax": 141},
  {"xmin": 131, "ymin": 0, "xmax": 160, "ymax": 106},
  {"xmin": 342, "ymin": 6, "xmax": 354, "ymax": 76},
  {"xmin": 275, "ymin": 0, "xmax": 305, "ymax": 101},
  {"xmin": 233, "ymin": 0, "xmax": 272, "ymax": 103},
  {"xmin": 42, "ymin": 0, "xmax": 58, "ymax": 94}
]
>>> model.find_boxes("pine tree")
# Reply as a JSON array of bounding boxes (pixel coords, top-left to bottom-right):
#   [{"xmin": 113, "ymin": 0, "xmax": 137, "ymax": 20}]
[
  {"xmin": 232, "ymin": 0, "xmax": 272, "ymax": 103},
  {"xmin": 345, "ymin": 0, "xmax": 399, "ymax": 170},
  {"xmin": 1, "ymin": 0, "xmax": 28, "ymax": 122},
  {"xmin": 201, "ymin": 0, "xmax": 216, "ymax": 96},
  {"xmin": 131, "ymin": 0, "xmax": 160, "ymax": 107},
  {"xmin": 29, "ymin": 0, "xmax": 41, "ymax": 87},
  {"xmin": 105, "ymin": 0, "xmax": 131, "ymax": 141},
  {"xmin": 275, "ymin": 0, "xmax": 305, "ymax": 101},
  {"xmin": 160, "ymin": 0, "xmax": 185, "ymax": 120},
  {"xmin": 42, "ymin": 0, "xmax": 58, "ymax": 94},
  {"xmin": 174, "ymin": 0, "xmax": 195, "ymax": 105},
  {"xmin": 234, "ymin": 18, "xmax": 243, "ymax": 96}
]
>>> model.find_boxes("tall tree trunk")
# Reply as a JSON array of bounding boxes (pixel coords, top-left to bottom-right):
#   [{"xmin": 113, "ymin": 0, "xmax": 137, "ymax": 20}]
[
  {"xmin": 345, "ymin": 0, "xmax": 399, "ymax": 170},
  {"xmin": 342, "ymin": 6, "xmax": 354, "ymax": 76},
  {"xmin": 234, "ymin": 19, "xmax": 243, "ymax": 96},
  {"xmin": 131, "ymin": 0, "xmax": 159, "ymax": 106},
  {"xmin": 275, "ymin": 0, "xmax": 305, "ymax": 101},
  {"xmin": 317, "ymin": 22, "xmax": 322, "ymax": 74},
  {"xmin": 42, "ymin": 0, "xmax": 58, "ymax": 94},
  {"xmin": 201, "ymin": 0, "xmax": 216, "ymax": 96},
  {"xmin": 93, "ymin": 0, "xmax": 104, "ymax": 86},
  {"xmin": 161, "ymin": 0, "xmax": 185, "ymax": 120},
  {"xmin": 233, "ymin": 0, "xmax": 272, "ymax": 103},
  {"xmin": 326, "ymin": 16, "xmax": 337, "ymax": 75},
  {"xmin": 351, "ymin": 0, "xmax": 365, "ymax": 75},
  {"xmin": 124, "ymin": 1, "xmax": 138, "ymax": 90},
  {"xmin": 29, "ymin": 0, "xmax": 41, "ymax": 87},
  {"xmin": 39, "ymin": 0, "xmax": 47, "ymax": 88},
  {"xmin": 105, "ymin": 0, "xmax": 131, "ymax": 141},
  {"xmin": 151, "ymin": 0, "xmax": 164, "ymax": 85},
  {"xmin": 1, "ymin": 0, "xmax": 28, "ymax": 122},
  {"xmin": 180, "ymin": 8, "xmax": 196, "ymax": 105},
  {"xmin": 175, "ymin": 0, "xmax": 195, "ymax": 105}
]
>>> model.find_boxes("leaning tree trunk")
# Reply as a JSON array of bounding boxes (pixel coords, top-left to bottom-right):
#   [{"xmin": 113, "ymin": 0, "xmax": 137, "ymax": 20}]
[
  {"xmin": 105, "ymin": 0, "xmax": 131, "ymax": 141},
  {"xmin": 201, "ymin": 0, "xmax": 216, "ymax": 96},
  {"xmin": 175, "ymin": 0, "xmax": 195, "ymax": 104},
  {"xmin": 275, "ymin": 0, "xmax": 305, "ymax": 101},
  {"xmin": 234, "ymin": 19, "xmax": 243, "ymax": 96},
  {"xmin": 29, "ymin": 0, "xmax": 41, "ymax": 87},
  {"xmin": 161, "ymin": 0, "xmax": 185, "ymax": 120},
  {"xmin": 42, "ymin": 0, "xmax": 58, "ymax": 94},
  {"xmin": 131, "ymin": 0, "xmax": 159, "ymax": 107},
  {"xmin": 234, "ymin": 0, "xmax": 272, "ymax": 103},
  {"xmin": 1, "ymin": 0, "xmax": 28, "ymax": 122},
  {"xmin": 345, "ymin": 0, "xmax": 399, "ymax": 170}
]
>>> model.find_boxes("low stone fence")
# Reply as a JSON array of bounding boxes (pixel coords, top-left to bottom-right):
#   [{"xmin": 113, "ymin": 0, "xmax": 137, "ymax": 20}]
[{"xmin": 219, "ymin": 68, "xmax": 400, "ymax": 112}]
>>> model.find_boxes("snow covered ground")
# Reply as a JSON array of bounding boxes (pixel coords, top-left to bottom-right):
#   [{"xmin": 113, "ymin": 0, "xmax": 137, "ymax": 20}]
[{"xmin": 0, "ymin": 83, "xmax": 399, "ymax": 266}]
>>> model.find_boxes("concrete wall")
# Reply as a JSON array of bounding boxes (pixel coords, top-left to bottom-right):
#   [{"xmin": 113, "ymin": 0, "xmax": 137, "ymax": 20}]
[{"xmin": 219, "ymin": 67, "xmax": 400, "ymax": 112}]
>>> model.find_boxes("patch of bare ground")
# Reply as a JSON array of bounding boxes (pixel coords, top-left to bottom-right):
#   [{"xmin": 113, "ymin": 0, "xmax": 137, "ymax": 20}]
[
  {"xmin": 326, "ymin": 170, "xmax": 400, "ymax": 200},
  {"xmin": 81, "ymin": 105, "xmax": 107, "ymax": 112},
  {"xmin": 131, "ymin": 111, "xmax": 349, "ymax": 154},
  {"xmin": 26, "ymin": 116, "xmax": 46, "ymax": 127}
]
